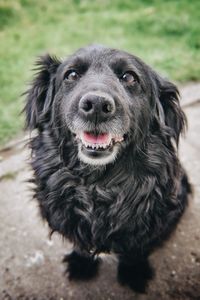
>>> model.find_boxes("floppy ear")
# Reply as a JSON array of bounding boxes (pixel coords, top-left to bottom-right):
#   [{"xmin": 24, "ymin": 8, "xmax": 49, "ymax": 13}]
[
  {"xmin": 155, "ymin": 78, "xmax": 186, "ymax": 145},
  {"xmin": 24, "ymin": 54, "xmax": 61, "ymax": 130}
]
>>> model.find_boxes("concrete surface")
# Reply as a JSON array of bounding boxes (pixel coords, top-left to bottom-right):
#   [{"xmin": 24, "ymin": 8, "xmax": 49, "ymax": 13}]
[{"xmin": 0, "ymin": 83, "xmax": 200, "ymax": 300}]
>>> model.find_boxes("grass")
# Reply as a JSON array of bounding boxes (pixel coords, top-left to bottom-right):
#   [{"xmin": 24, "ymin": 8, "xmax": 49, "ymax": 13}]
[{"xmin": 0, "ymin": 0, "xmax": 199, "ymax": 145}]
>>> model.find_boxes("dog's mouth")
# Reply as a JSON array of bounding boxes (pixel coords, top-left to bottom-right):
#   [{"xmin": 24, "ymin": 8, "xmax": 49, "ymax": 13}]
[{"xmin": 76, "ymin": 131, "xmax": 124, "ymax": 165}]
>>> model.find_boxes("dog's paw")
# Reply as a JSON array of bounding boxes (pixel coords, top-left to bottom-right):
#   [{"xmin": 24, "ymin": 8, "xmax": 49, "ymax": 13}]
[
  {"xmin": 117, "ymin": 259, "xmax": 154, "ymax": 293},
  {"xmin": 63, "ymin": 251, "xmax": 101, "ymax": 281}
]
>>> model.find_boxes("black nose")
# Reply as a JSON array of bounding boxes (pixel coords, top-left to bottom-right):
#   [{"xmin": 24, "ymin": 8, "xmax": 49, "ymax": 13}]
[{"xmin": 79, "ymin": 93, "xmax": 116, "ymax": 122}]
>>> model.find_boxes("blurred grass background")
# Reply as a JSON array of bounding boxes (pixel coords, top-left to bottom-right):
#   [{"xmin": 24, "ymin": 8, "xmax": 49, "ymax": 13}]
[{"xmin": 0, "ymin": 0, "xmax": 199, "ymax": 145}]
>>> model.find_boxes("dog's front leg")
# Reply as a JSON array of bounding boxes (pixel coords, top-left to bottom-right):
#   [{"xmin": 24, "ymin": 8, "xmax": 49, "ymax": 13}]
[
  {"xmin": 63, "ymin": 247, "xmax": 101, "ymax": 281},
  {"xmin": 117, "ymin": 253, "xmax": 154, "ymax": 293}
]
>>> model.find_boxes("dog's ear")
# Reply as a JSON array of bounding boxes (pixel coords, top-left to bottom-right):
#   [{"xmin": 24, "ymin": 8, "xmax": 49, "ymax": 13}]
[
  {"xmin": 155, "ymin": 77, "xmax": 186, "ymax": 145},
  {"xmin": 24, "ymin": 54, "xmax": 61, "ymax": 130}
]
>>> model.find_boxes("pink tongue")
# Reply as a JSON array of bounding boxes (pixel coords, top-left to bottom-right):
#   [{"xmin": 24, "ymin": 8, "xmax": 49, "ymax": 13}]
[{"xmin": 83, "ymin": 132, "xmax": 110, "ymax": 144}]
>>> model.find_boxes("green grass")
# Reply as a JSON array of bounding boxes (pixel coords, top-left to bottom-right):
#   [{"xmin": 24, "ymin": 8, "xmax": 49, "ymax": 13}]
[{"xmin": 0, "ymin": 0, "xmax": 200, "ymax": 145}]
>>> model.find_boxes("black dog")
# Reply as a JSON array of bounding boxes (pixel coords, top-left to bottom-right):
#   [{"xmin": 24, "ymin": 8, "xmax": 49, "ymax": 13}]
[{"xmin": 24, "ymin": 45, "xmax": 191, "ymax": 293}]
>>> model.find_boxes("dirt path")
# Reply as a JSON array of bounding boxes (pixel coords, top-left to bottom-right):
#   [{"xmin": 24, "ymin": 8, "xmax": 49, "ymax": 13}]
[{"xmin": 0, "ymin": 84, "xmax": 200, "ymax": 300}]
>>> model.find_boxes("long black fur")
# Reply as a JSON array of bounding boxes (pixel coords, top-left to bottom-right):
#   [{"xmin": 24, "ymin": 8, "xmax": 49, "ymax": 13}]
[{"xmin": 24, "ymin": 45, "xmax": 191, "ymax": 293}]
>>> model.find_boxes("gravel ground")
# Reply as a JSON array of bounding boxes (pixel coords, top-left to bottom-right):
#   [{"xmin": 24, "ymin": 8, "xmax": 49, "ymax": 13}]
[{"xmin": 0, "ymin": 83, "xmax": 200, "ymax": 300}]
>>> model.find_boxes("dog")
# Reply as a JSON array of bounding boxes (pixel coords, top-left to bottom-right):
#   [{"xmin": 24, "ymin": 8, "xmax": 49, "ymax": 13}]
[{"xmin": 24, "ymin": 45, "xmax": 191, "ymax": 293}]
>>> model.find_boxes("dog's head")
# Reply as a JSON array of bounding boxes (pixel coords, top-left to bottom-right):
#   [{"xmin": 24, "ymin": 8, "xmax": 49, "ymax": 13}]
[{"xmin": 25, "ymin": 45, "xmax": 186, "ymax": 166}]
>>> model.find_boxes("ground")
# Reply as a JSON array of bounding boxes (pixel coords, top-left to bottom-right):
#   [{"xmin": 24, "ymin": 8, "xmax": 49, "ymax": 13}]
[{"xmin": 0, "ymin": 83, "xmax": 200, "ymax": 300}]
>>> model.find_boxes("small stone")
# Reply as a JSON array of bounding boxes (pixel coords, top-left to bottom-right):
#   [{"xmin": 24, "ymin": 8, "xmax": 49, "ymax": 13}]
[
  {"xmin": 171, "ymin": 270, "xmax": 176, "ymax": 277},
  {"xmin": 46, "ymin": 239, "xmax": 54, "ymax": 246}
]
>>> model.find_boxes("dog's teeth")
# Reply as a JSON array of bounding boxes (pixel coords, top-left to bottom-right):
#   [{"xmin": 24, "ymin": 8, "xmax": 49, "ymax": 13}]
[
  {"xmin": 78, "ymin": 132, "xmax": 125, "ymax": 150},
  {"xmin": 84, "ymin": 142, "xmax": 89, "ymax": 148},
  {"xmin": 79, "ymin": 134, "xmax": 114, "ymax": 150}
]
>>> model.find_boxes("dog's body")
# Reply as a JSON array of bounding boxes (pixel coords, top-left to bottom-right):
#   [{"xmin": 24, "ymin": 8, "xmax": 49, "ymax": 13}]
[{"xmin": 25, "ymin": 45, "xmax": 191, "ymax": 292}]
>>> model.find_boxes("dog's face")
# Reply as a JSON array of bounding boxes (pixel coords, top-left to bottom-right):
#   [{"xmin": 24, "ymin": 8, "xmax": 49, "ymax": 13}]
[
  {"xmin": 56, "ymin": 45, "xmax": 154, "ymax": 165},
  {"xmin": 25, "ymin": 45, "xmax": 185, "ymax": 166}
]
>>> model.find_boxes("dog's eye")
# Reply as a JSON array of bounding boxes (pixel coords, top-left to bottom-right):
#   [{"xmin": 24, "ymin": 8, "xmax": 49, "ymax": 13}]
[
  {"xmin": 64, "ymin": 70, "xmax": 80, "ymax": 81},
  {"xmin": 121, "ymin": 72, "xmax": 136, "ymax": 84}
]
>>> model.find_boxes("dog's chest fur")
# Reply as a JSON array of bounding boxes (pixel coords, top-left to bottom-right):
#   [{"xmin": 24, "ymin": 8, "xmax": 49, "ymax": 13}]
[{"xmin": 32, "ymin": 130, "xmax": 186, "ymax": 255}]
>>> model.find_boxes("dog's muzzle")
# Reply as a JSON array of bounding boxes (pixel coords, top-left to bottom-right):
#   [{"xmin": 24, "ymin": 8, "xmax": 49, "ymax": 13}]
[{"xmin": 75, "ymin": 92, "xmax": 124, "ymax": 165}]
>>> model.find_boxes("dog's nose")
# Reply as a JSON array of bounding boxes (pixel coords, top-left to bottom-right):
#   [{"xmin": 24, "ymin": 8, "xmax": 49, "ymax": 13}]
[{"xmin": 79, "ymin": 93, "xmax": 116, "ymax": 122}]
